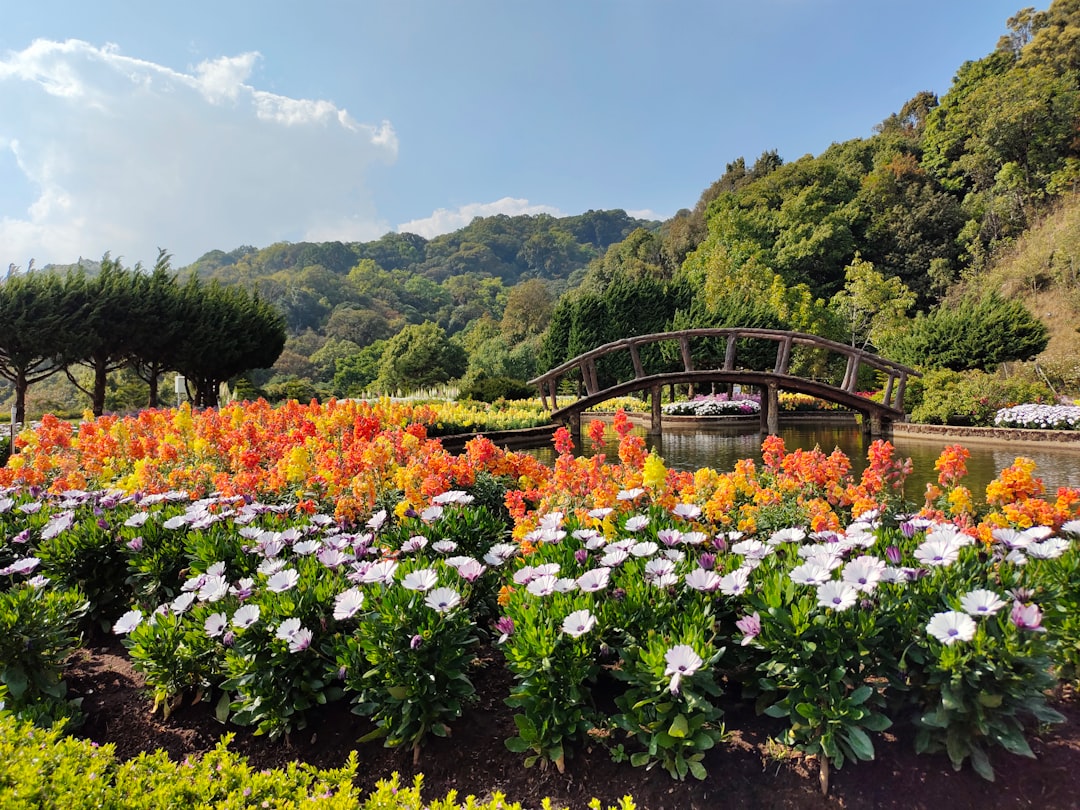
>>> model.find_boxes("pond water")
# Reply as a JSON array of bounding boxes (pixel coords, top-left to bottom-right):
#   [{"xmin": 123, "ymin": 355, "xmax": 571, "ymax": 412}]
[{"xmin": 523, "ymin": 422, "xmax": 1080, "ymax": 508}]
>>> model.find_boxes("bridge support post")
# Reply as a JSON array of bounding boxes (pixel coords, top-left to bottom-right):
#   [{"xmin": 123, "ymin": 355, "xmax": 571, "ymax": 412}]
[
  {"xmin": 649, "ymin": 386, "xmax": 662, "ymax": 435},
  {"xmin": 865, "ymin": 413, "xmax": 889, "ymax": 438},
  {"xmin": 567, "ymin": 412, "xmax": 582, "ymax": 444},
  {"xmin": 759, "ymin": 384, "xmax": 780, "ymax": 435},
  {"xmin": 767, "ymin": 384, "xmax": 779, "ymax": 435}
]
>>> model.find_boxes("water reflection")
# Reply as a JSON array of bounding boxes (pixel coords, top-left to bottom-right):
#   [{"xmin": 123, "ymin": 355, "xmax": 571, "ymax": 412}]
[{"xmin": 524, "ymin": 423, "xmax": 1080, "ymax": 508}]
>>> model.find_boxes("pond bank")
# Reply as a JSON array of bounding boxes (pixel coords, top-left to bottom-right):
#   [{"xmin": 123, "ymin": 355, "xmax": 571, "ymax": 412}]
[{"xmin": 891, "ymin": 421, "xmax": 1080, "ymax": 451}]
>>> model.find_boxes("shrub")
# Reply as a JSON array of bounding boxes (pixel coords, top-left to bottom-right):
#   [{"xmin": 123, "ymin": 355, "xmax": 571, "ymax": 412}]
[
  {"xmin": 0, "ymin": 585, "xmax": 88, "ymax": 727},
  {"xmin": 0, "ymin": 715, "xmax": 639, "ymax": 809},
  {"xmin": 911, "ymin": 369, "xmax": 1052, "ymax": 426},
  {"xmin": 458, "ymin": 375, "xmax": 535, "ymax": 403},
  {"xmin": 879, "ymin": 293, "xmax": 1049, "ymax": 372}
]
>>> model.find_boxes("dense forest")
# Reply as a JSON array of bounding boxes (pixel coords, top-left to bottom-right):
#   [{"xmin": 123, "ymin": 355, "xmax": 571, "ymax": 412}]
[{"xmin": 3, "ymin": 1, "xmax": 1080, "ymax": 419}]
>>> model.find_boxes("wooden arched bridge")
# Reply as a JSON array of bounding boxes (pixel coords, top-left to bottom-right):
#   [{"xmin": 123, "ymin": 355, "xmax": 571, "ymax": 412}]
[{"xmin": 528, "ymin": 328, "xmax": 919, "ymax": 437}]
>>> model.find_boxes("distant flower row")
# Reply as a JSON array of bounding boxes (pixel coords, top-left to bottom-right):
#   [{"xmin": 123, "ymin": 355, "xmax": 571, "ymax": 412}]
[{"xmin": 995, "ymin": 403, "xmax": 1080, "ymax": 431}]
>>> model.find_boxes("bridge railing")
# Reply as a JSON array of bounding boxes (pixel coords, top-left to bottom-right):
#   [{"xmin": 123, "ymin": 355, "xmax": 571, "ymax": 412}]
[{"xmin": 528, "ymin": 327, "xmax": 919, "ymax": 415}]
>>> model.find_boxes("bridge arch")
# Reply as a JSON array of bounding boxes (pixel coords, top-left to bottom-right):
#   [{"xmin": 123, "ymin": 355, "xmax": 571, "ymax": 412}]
[{"xmin": 527, "ymin": 328, "xmax": 919, "ymax": 437}]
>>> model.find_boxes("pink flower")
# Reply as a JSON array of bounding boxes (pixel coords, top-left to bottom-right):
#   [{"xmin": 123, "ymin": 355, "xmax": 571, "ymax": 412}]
[
  {"xmin": 735, "ymin": 612, "xmax": 761, "ymax": 646},
  {"xmin": 1011, "ymin": 601, "xmax": 1045, "ymax": 632}
]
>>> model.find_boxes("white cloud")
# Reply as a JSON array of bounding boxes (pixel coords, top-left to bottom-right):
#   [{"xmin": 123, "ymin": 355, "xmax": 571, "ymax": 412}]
[
  {"xmin": 397, "ymin": 197, "xmax": 564, "ymax": 239},
  {"xmin": 0, "ymin": 39, "xmax": 397, "ymax": 267},
  {"xmin": 626, "ymin": 208, "xmax": 666, "ymax": 223}
]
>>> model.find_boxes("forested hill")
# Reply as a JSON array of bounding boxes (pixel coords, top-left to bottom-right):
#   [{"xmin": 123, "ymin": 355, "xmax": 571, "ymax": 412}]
[{"xmin": 185, "ymin": 210, "xmax": 655, "ymax": 287}]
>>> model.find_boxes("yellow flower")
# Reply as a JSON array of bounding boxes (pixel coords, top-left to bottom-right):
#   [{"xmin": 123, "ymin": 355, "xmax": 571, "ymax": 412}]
[
  {"xmin": 947, "ymin": 485, "xmax": 973, "ymax": 516},
  {"xmin": 643, "ymin": 451, "xmax": 667, "ymax": 490}
]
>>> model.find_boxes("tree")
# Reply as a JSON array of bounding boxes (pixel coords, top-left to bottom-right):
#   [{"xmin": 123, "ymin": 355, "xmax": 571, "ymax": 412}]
[
  {"xmin": 332, "ymin": 341, "xmax": 385, "ymax": 397},
  {"xmin": 325, "ymin": 306, "xmax": 392, "ymax": 346},
  {"xmin": 0, "ymin": 271, "xmax": 75, "ymax": 424},
  {"xmin": 128, "ymin": 250, "xmax": 188, "ymax": 408},
  {"xmin": 372, "ymin": 322, "xmax": 467, "ymax": 394},
  {"xmin": 62, "ymin": 256, "xmax": 144, "ymax": 417},
  {"xmin": 829, "ymin": 255, "xmax": 915, "ymax": 350},
  {"xmin": 500, "ymin": 279, "xmax": 553, "ymax": 341},
  {"xmin": 174, "ymin": 279, "xmax": 287, "ymax": 407}
]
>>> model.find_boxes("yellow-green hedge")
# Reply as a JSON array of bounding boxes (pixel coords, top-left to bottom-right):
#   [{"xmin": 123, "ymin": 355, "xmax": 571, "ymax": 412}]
[{"xmin": 0, "ymin": 714, "xmax": 636, "ymax": 810}]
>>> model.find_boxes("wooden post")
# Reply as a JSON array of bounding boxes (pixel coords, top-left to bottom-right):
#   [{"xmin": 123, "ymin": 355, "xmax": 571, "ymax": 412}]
[
  {"xmin": 767, "ymin": 384, "xmax": 780, "ymax": 435},
  {"xmin": 759, "ymin": 386, "xmax": 770, "ymax": 434},
  {"xmin": 650, "ymin": 386, "xmax": 662, "ymax": 435},
  {"xmin": 567, "ymin": 412, "xmax": 582, "ymax": 444}
]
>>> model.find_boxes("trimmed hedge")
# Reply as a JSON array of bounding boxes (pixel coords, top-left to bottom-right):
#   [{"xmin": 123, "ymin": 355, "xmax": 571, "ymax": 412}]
[{"xmin": 0, "ymin": 714, "xmax": 637, "ymax": 809}]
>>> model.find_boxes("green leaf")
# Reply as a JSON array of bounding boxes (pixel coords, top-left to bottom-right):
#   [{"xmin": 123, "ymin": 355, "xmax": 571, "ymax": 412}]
[
  {"xmin": 849, "ymin": 685, "xmax": 873, "ymax": 705},
  {"xmin": 668, "ymin": 714, "xmax": 689, "ymax": 739},
  {"xmin": 358, "ymin": 726, "xmax": 389, "ymax": 743},
  {"xmin": 976, "ymin": 692, "xmax": 1003, "ymax": 708},
  {"xmin": 1, "ymin": 666, "xmax": 28, "ymax": 699},
  {"xmin": 795, "ymin": 702, "xmax": 819, "ymax": 721},
  {"xmin": 630, "ymin": 752, "xmax": 651, "ymax": 768},
  {"xmin": 969, "ymin": 745, "xmax": 996, "ymax": 782},
  {"xmin": 386, "ymin": 685, "xmax": 408, "ymax": 700},
  {"xmin": 688, "ymin": 759, "xmax": 708, "ymax": 780},
  {"xmin": 763, "ymin": 704, "xmax": 789, "ymax": 719},
  {"xmin": 860, "ymin": 713, "xmax": 892, "ymax": 733},
  {"xmin": 920, "ymin": 708, "xmax": 950, "ymax": 729},
  {"xmin": 994, "ymin": 727, "xmax": 1035, "ymax": 759},
  {"xmin": 513, "ymin": 713, "xmax": 537, "ymax": 740},
  {"xmin": 941, "ymin": 684, "xmax": 963, "ymax": 711},
  {"xmin": 505, "ymin": 736, "xmax": 530, "ymax": 753},
  {"xmin": 844, "ymin": 726, "xmax": 875, "ymax": 761},
  {"xmin": 214, "ymin": 691, "xmax": 231, "ymax": 724},
  {"xmin": 945, "ymin": 730, "xmax": 968, "ymax": 770}
]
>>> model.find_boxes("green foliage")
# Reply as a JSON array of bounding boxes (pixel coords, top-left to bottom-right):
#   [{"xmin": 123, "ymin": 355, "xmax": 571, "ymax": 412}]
[
  {"xmin": 502, "ymin": 598, "xmax": 602, "ymax": 773},
  {"xmin": 374, "ymin": 322, "xmax": 468, "ymax": 395},
  {"xmin": 0, "ymin": 585, "xmax": 88, "ymax": 727},
  {"xmin": 219, "ymin": 557, "xmax": 347, "ymax": 739},
  {"xmin": 123, "ymin": 608, "xmax": 223, "ymax": 718},
  {"xmin": 458, "ymin": 375, "xmax": 535, "ymax": 403},
  {"xmin": 879, "ymin": 293, "xmax": 1049, "ymax": 373},
  {"xmin": 829, "ymin": 255, "xmax": 916, "ymax": 350},
  {"xmin": 36, "ymin": 504, "xmax": 131, "ymax": 629},
  {"xmin": 341, "ymin": 567, "xmax": 478, "ymax": 760},
  {"xmin": 1, "ymin": 714, "xmax": 639, "ymax": 809},
  {"xmin": 174, "ymin": 277, "xmax": 288, "ymax": 407},
  {"xmin": 752, "ymin": 566, "xmax": 894, "ymax": 774},
  {"xmin": 611, "ymin": 618, "xmax": 725, "ymax": 781},
  {"xmin": 907, "ymin": 606, "xmax": 1063, "ymax": 781},
  {"xmin": 332, "ymin": 340, "xmax": 386, "ymax": 396},
  {"xmin": 0, "ymin": 270, "xmax": 78, "ymax": 424},
  {"xmin": 910, "ymin": 368, "xmax": 1052, "ymax": 426}
]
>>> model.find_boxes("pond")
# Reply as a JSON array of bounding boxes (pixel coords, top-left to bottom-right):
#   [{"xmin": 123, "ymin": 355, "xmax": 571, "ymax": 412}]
[{"xmin": 523, "ymin": 422, "xmax": 1080, "ymax": 509}]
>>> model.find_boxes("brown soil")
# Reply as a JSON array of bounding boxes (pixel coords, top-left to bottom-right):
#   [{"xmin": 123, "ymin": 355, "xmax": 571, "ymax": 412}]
[{"xmin": 65, "ymin": 637, "xmax": 1080, "ymax": 810}]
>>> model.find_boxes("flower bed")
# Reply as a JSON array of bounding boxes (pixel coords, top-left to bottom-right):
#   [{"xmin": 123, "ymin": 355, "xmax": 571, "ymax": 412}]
[
  {"xmin": 995, "ymin": 403, "xmax": 1080, "ymax": 431},
  {"xmin": 3, "ymin": 404, "xmax": 1080, "ymax": 792},
  {"xmin": 662, "ymin": 394, "xmax": 760, "ymax": 417}
]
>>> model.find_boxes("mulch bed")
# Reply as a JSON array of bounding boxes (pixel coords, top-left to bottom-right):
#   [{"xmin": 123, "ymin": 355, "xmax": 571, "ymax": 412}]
[{"xmin": 65, "ymin": 636, "xmax": 1080, "ymax": 809}]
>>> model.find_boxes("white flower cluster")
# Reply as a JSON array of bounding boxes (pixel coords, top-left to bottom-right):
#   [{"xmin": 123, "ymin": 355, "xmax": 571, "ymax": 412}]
[
  {"xmin": 662, "ymin": 398, "xmax": 761, "ymax": 416},
  {"xmin": 994, "ymin": 403, "xmax": 1080, "ymax": 431}
]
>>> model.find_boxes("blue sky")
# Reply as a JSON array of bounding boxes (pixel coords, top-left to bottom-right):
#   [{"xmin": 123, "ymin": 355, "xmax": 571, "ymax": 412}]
[{"xmin": 0, "ymin": 0, "xmax": 1025, "ymax": 269}]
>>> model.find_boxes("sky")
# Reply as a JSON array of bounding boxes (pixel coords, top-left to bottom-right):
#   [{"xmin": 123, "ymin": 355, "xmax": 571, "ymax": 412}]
[{"xmin": 0, "ymin": 0, "xmax": 1027, "ymax": 270}]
